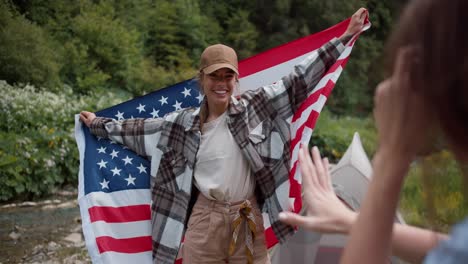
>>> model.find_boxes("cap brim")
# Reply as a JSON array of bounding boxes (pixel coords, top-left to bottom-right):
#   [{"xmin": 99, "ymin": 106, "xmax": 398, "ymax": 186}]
[{"xmin": 202, "ymin": 63, "xmax": 239, "ymax": 75}]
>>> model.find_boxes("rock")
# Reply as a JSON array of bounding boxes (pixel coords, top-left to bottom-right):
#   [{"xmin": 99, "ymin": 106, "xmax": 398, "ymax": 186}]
[
  {"xmin": 72, "ymin": 225, "xmax": 82, "ymax": 233},
  {"xmin": 1, "ymin": 203, "xmax": 17, "ymax": 209},
  {"xmin": 9, "ymin": 231, "xmax": 21, "ymax": 240},
  {"xmin": 56, "ymin": 190, "xmax": 77, "ymax": 197},
  {"xmin": 14, "ymin": 224, "xmax": 26, "ymax": 232},
  {"xmin": 41, "ymin": 204, "xmax": 57, "ymax": 210},
  {"xmin": 47, "ymin": 241, "xmax": 60, "ymax": 251},
  {"xmin": 64, "ymin": 233, "xmax": 82, "ymax": 245},
  {"xmin": 56, "ymin": 201, "xmax": 78, "ymax": 209},
  {"xmin": 19, "ymin": 201, "xmax": 37, "ymax": 207},
  {"xmin": 63, "ymin": 254, "xmax": 86, "ymax": 264}
]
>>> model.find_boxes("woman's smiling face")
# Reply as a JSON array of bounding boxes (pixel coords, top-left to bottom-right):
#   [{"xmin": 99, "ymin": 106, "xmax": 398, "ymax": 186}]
[{"xmin": 202, "ymin": 68, "xmax": 237, "ymax": 110}]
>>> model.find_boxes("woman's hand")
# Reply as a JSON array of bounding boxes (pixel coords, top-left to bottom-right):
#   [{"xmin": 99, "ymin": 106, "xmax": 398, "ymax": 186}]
[
  {"xmin": 373, "ymin": 47, "xmax": 431, "ymax": 163},
  {"xmin": 342, "ymin": 8, "xmax": 367, "ymax": 37},
  {"xmin": 80, "ymin": 111, "xmax": 96, "ymax": 127},
  {"xmin": 279, "ymin": 146, "xmax": 356, "ymax": 234}
]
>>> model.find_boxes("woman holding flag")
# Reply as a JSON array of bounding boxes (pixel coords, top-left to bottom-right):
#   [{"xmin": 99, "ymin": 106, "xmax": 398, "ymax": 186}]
[{"xmin": 80, "ymin": 8, "xmax": 367, "ymax": 264}]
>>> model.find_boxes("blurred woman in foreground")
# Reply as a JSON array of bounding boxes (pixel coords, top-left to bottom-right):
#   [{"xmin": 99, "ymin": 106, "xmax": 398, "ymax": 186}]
[{"xmin": 279, "ymin": 0, "xmax": 468, "ymax": 263}]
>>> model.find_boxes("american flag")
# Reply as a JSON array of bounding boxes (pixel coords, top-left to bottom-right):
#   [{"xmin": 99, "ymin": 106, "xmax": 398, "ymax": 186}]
[{"xmin": 75, "ymin": 17, "xmax": 370, "ymax": 263}]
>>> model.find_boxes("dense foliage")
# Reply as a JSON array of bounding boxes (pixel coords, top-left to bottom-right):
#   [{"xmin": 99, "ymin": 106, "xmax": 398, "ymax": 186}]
[
  {"xmin": 0, "ymin": 81, "xmax": 129, "ymax": 200},
  {"xmin": 1, "ymin": 0, "xmax": 401, "ymax": 114},
  {"xmin": 400, "ymin": 151, "xmax": 468, "ymax": 232}
]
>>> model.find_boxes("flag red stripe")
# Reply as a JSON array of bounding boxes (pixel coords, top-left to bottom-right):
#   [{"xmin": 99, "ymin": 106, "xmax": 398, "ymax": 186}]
[
  {"xmin": 238, "ymin": 18, "xmax": 350, "ymax": 78},
  {"xmin": 96, "ymin": 236, "xmax": 152, "ymax": 253},
  {"xmin": 289, "ymin": 165, "xmax": 303, "ymax": 212},
  {"xmin": 265, "ymin": 227, "xmax": 279, "ymax": 249},
  {"xmin": 291, "ymin": 111, "xmax": 321, "ymax": 151},
  {"xmin": 290, "ymin": 56, "xmax": 348, "ymax": 123},
  {"xmin": 89, "ymin": 205, "xmax": 151, "ymax": 223}
]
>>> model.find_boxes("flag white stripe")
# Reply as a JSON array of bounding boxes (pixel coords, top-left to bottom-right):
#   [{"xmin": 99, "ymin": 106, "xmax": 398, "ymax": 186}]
[
  {"xmin": 79, "ymin": 196, "xmax": 103, "ymax": 264},
  {"xmin": 292, "ymin": 126, "xmax": 314, "ymax": 183},
  {"xmin": 92, "ymin": 220, "xmax": 151, "ymax": 239},
  {"xmin": 84, "ymin": 189, "xmax": 151, "ymax": 208},
  {"xmin": 75, "ymin": 114, "xmax": 87, "ymax": 199},
  {"xmin": 290, "ymin": 94, "xmax": 327, "ymax": 139},
  {"xmin": 100, "ymin": 251, "xmax": 152, "ymax": 264},
  {"xmin": 239, "ymin": 52, "xmax": 314, "ymax": 93}
]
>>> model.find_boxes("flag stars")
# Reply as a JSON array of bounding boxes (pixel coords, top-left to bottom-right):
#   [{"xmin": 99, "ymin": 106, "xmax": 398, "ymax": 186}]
[
  {"xmin": 137, "ymin": 163, "xmax": 147, "ymax": 174},
  {"xmin": 196, "ymin": 93, "xmax": 204, "ymax": 103},
  {"xmin": 111, "ymin": 167, "xmax": 122, "ymax": 176},
  {"xmin": 110, "ymin": 150, "xmax": 119, "ymax": 159},
  {"xmin": 173, "ymin": 100, "xmax": 183, "ymax": 111},
  {"xmin": 122, "ymin": 156, "xmax": 133, "ymax": 165},
  {"xmin": 181, "ymin": 87, "xmax": 191, "ymax": 98},
  {"xmin": 125, "ymin": 174, "xmax": 136, "ymax": 186},
  {"xmin": 97, "ymin": 146, "xmax": 106, "ymax": 154},
  {"xmin": 97, "ymin": 159, "xmax": 108, "ymax": 169},
  {"xmin": 150, "ymin": 108, "xmax": 160, "ymax": 118},
  {"xmin": 159, "ymin": 96, "xmax": 168, "ymax": 106},
  {"xmin": 136, "ymin": 103, "xmax": 146, "ymax": 113},
  {"xmin": 100, "ymin": 179, "xmax": 110, "ymax": 189},
  {"xmin": 115, "ymin": 111, "xmax": 125, "ymax": 120}
]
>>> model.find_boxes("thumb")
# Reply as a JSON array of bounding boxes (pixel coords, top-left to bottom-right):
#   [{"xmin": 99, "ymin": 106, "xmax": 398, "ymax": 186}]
[{"xmin": 279, "ymin": 212, "xmax": 311, "ymax": 227}]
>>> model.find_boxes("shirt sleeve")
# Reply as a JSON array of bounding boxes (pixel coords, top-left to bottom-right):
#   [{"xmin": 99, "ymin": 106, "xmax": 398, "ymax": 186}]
[
  {"xmin": 423, "ymin": 217, "xmax": 468, "ymax": 264},
  {"xmin": 89, "ymin": 116, "xmax": 166, "ymax": 158},
  {"xmin": 260, "ymin": 37, "xmax": 345, "ymax": 120}
]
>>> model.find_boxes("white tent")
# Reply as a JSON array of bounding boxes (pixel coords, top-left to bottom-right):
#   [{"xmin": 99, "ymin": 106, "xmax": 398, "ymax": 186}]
[{"xmin": 270, "ymin": 132, "xmax": 405, "ymax": 263}]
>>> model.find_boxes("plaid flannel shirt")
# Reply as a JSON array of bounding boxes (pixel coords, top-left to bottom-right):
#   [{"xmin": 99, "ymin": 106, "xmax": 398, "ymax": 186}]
[{"xmin": 90, "ymin": 37, "xmax": 345, "ymax": 264}]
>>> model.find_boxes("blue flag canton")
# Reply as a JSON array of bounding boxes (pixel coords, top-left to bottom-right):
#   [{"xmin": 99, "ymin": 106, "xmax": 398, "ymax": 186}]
[{"xmin": 84, "ymin": 79, "xmax": 202, "ymax": 194}]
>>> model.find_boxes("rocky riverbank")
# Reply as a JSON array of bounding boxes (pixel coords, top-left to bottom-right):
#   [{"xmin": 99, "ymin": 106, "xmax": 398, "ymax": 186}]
[{"xmin": 0, "ymin": 190, "xmax": 90, "ymax": 264}]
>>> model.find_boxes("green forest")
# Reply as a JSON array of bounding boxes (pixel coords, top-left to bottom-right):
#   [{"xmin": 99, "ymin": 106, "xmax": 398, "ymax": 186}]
[{"xmin": 0, "ymin": 0, "xmax": 466, "ymax": 231}]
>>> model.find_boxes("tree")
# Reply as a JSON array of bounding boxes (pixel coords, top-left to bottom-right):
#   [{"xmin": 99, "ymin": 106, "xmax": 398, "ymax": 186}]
[{"xmin": 0, "ymin": 1, "xmax": 62, "ymax": 89}]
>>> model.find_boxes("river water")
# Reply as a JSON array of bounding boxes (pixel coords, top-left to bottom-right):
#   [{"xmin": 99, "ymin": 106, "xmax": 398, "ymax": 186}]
[{"xmin": 0, "ymin": 193, "xmax": 90, "ymax": 263}]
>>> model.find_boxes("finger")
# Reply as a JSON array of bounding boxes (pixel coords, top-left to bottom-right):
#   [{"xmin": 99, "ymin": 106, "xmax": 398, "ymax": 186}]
[
  {"xmin": 373, "ymin": 79, "xmax": 392, "ymax": 130},
  {"xmin": 392, "ymin": 48, "xmax": 414, "ymax": 122},
  {"xmin": 79, "ymin": 112, "xmax": 87, "ymax": 122},
  {"xmin": 354, "ymin": 8, "xmax": 364, "ymax": 18},
  {"xmin": 279, "ymin": 212, "xmax": 313, "ymax": 229},
  {"xmin": 359, "ymin": 8, "xmax": 367, "ymax": 19},
  {"xmin": 299, "ymin": 146, "xmax": 317, "ymax": 189},
  {"xmin": 311, "ymin": 146, "xmax": 326, "ymax": 188},
  {"xmin": 302, "ymin": 145, "xmax": 321, "ymax": 189},
  {"xmin": 323, "ymin": 157, "xmax": 333, "ymax": 189},
  {"xmin": 393, "ymin": 48, "xmax": 413, "ymax": 92}
]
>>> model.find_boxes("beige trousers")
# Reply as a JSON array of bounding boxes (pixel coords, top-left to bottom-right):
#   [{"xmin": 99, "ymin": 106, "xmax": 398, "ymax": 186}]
[{"xmin": 182, "ymin": 194, "xmax": 271, "ymax": 264}]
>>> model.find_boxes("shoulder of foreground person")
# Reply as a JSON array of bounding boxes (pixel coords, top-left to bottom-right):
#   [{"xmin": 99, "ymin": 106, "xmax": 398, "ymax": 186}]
[{"xmin": 423, "ymin": 217, "xmax": 468, "ymax": 263}]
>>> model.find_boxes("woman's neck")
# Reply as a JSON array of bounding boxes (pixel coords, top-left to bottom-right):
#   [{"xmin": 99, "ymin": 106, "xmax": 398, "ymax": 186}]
[{"xmin": 206, "ymin": 101, "xmax": 228, "ymax": 122}]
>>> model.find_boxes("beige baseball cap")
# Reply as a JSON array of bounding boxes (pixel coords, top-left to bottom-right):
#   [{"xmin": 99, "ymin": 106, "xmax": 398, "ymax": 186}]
[{"xmin": 199, "ymin": 44, "xmax": 238, "ymax": 75}]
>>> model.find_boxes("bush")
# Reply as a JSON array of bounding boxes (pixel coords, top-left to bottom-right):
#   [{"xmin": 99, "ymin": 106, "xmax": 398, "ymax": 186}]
[
  {"xmin": 0, "ymin": 81, "xmax": 129, "ymax": 201},
  {"xmin": 400, "ymin": 151, "xmax": 468, "ymax": 232},
  {"xmin": 311, "ymin": 110, "xmax": 378, "ymax": 163}
]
